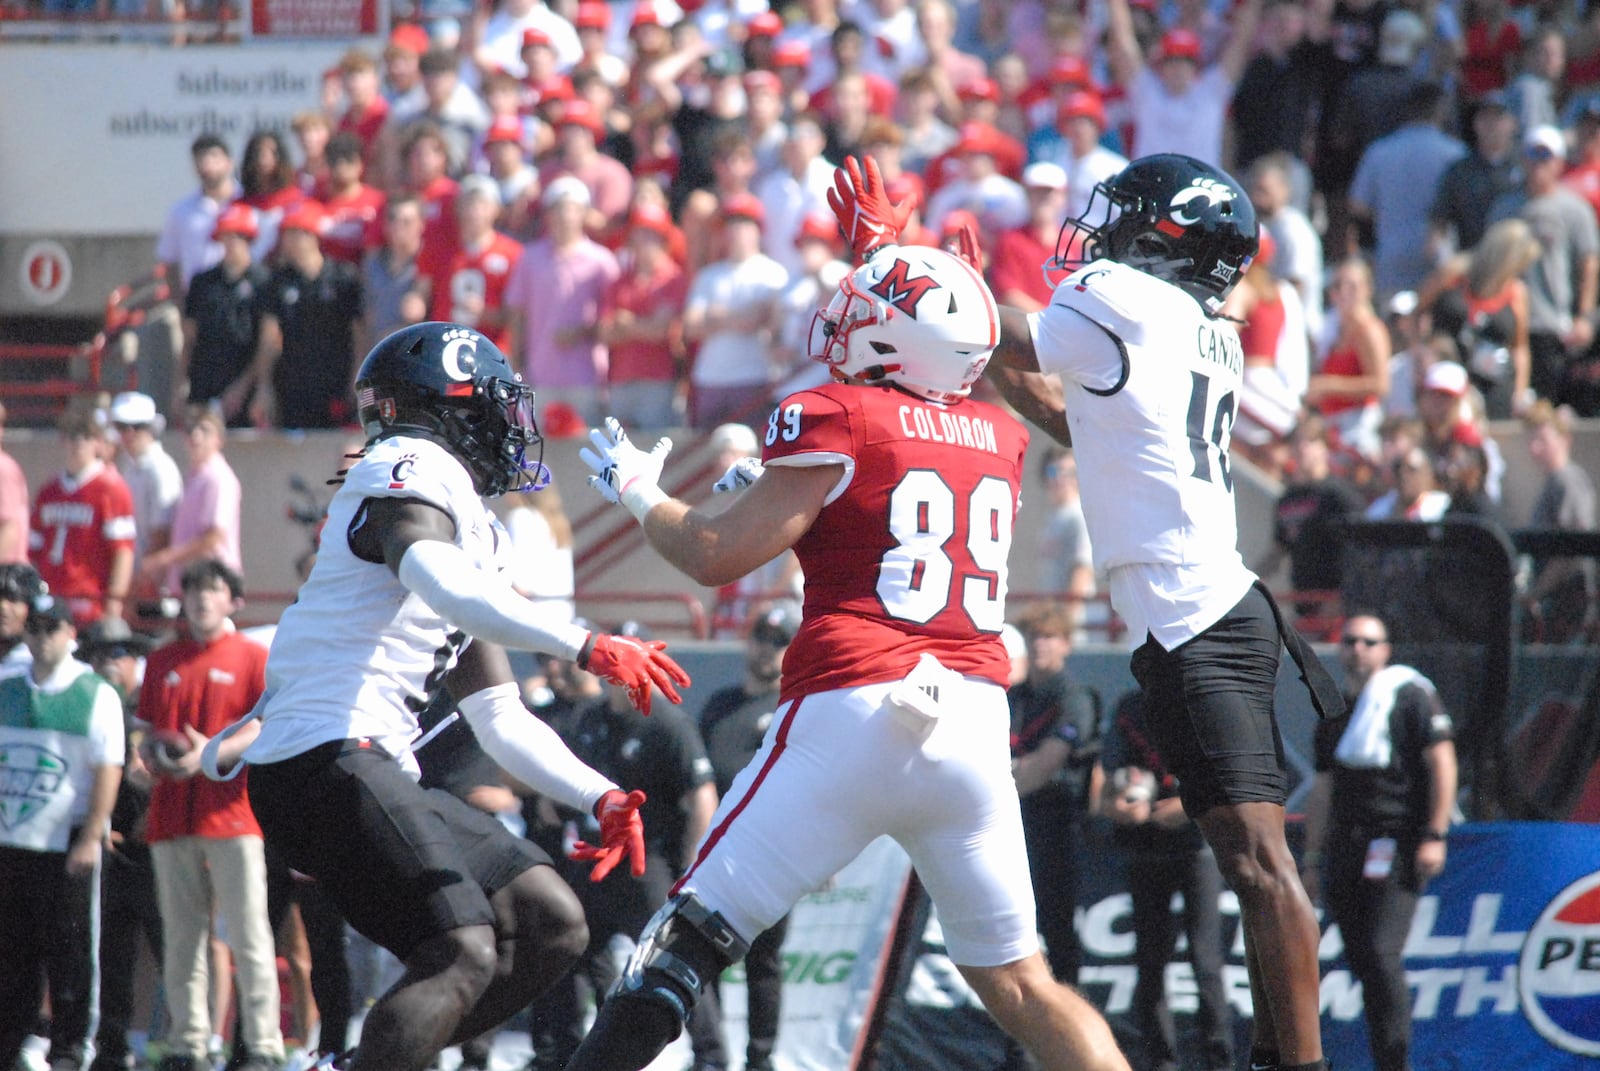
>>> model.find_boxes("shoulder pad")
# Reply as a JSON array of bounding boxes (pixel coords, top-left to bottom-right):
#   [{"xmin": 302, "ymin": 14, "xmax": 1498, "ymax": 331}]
[
  {"xmin": 343, "ymin": 436, "xmax": 478, "ymax": 524},
  {"xmin": 1051, "ymin": 260, "xmax": 1192, "ymax": 348}
]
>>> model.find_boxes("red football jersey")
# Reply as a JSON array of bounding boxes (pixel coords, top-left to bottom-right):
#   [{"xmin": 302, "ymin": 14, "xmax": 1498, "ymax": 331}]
[
  {"xmin": 431, "ymin": 231, "xmax": 524, "ymax": 353},
  {"xmin": 763, "ymin": 382, "xmax": 1029, "ymax": 703},
  {"xmin": 416, "ymin": 175, "xmax": 462, "ymax": 292},
  {"xmin": 321, "ymin": 184, "xmax": 387, "ymax": 264},
  {"xmin": 30, "ymin": 465, "xmax": 136, "ymax": 622}
]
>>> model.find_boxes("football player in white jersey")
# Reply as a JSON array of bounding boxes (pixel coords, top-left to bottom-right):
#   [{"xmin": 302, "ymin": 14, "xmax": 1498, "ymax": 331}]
[
  {"xmin": 832, "ymin": 154, "xmax": 1344, "ymax": 1071},
  {"xmin": 558, "ymin": 221, "xmax": 1131, "ymax": 1067},
  {"xmin": 206, "ymin": 322, "xmax": 691, "ymax": 1071}
]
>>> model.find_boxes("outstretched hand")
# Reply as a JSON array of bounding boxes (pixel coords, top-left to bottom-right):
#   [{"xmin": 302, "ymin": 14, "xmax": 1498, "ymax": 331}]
[
  {"xmin": 942, "ymin": 217, "xmax": 983, "ymax": 272},
  {"xmin": 579, "ymin": 417, "xmax": 673, "ymax": 521},
  {"xmin": 581, "ymin": 632, "xmax": 691, "ymax": 715},
  {"xmin": 713, "ymin": 456, "xmax": 765, "ymax": 494},
  {"xmin": 827, "ymin": 155, "xmax": 914, "ymax": 260},
  {"xmin": 571, "ymin": 788, "xmax": 648, "ymax": 881}
]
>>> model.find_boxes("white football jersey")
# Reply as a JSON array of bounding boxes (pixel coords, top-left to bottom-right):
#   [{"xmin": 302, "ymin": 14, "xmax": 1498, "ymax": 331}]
[
  {"xmin": 245, "ymin": 435, "xmax": 510, "ymax": 767},
  {"xmin": 1029, "ymin": 259, "xmax": 1256, "ymax": 649}
]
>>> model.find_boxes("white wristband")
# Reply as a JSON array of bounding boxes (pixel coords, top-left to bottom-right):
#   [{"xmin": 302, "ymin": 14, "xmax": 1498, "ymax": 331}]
[{"xmin": 620, "ymin": 479, "xmax": 670, "ymax": 523}]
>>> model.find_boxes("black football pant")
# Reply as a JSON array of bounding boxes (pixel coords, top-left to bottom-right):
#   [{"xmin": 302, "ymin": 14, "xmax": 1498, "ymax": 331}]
[
  {"xmin": 1325, "ymin": 832, "xmax": 1421, "ymax": 1071},
  {"xmin": 0, "ymin": 841, "xmax": 99, "ymax": 1071},
  {"xmin": 96, "ymin": 841, "xmax": 163, "ymax": 1067}
]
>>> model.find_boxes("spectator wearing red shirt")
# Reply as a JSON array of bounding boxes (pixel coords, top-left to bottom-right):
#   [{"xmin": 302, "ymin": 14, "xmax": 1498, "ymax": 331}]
[
  {"xmin": 600, "ymin": 205, "xmax": 689, "ymax": 429},
  {"xmin": 138, "ymin": 560, "xmax": 283, "ymax": 1071},
  {"xmin": 989, "ymin": 161, "xmax": 1068, "ymax": 312},
  {"xmin": 29, "ymin": 408, "xmax": 134, "ymax": 626},
  {"xmin": 238, "ymin": 128, "xmax": 307, "ymax": 265},
  {"xmin": 401, "ymin": 122, "xmax": 462, "ymax": 308},
  {"xmin": 291, "ymin": 109, "xmax": 333, "ymax": 200},
  {"xmin": 336, "ymin": 47, "xmax": 390, "ymax": 168},
  {"xmin": 319, "ymin": 132, "xmax": 388, "ymax": 266},
  {"xmin": 1460, "ymin": 0, "xmax": 1522, "ymax": 102},
  {"xmin": 432, "ymin": 176, "xmax": 524, "ymax": 353}
]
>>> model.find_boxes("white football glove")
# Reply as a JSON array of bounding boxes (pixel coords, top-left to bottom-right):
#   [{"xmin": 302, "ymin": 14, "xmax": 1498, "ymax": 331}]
[
  {"xmin": 580, "ymin": 417, "xmax": 673, "ymax": 522},
  {"xmin": 712, "ymin": 456, "xmax": 765, "ymax": 494}
]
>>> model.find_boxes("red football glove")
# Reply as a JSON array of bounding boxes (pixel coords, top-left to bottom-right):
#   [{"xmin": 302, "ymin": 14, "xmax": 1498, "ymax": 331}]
[
  {"xmin": 941, "ymin": 217, "xmax": 983, "ymax": 273},
  {"xmin": 570, "ymin": 788, "xmax": 647, "ymax": 882},
  {"xmin": 579, "ymin": 632, "xmax": 691, "ymax": 716},
  {"xmin": 827, "ymin": 155, "xmax": 914, "ymax": 260}
]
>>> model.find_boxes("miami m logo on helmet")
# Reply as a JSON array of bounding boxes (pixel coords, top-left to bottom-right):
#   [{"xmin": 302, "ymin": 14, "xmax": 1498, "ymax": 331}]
[{"xmin": 867, "ymin": 257, "xmax": 941, "ymax": 316}]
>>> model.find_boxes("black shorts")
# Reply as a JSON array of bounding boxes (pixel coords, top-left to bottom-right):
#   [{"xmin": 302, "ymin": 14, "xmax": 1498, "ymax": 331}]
[
  {"xmin": 1129, "ymin": 584, "xmax": 1287, "ymax": 815},
  {"xmin": 247, "ymin": 738, "xmax": 550, "ymax": 959}
]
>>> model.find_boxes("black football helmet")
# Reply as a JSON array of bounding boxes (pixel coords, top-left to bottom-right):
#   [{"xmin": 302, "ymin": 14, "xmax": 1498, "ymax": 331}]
[
  {"xmin": 1048, "ymin": 153, "xmax": 1258, "ymax": 314},
  {"xmin": 354, "ymin": 322, "xmax": 547, "ymax": 496}
]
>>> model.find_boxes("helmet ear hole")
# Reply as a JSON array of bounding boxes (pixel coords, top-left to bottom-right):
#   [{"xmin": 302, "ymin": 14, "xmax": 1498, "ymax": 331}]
[{"xmin": 870, "ymin": 340, "xmax": 898, "ymax": 355}]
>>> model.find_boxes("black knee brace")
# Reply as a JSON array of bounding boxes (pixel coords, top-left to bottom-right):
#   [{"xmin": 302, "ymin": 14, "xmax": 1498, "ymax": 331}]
[{"xmin": 564, "ymin": 894, "xmax": 750, "ymax": 1071}]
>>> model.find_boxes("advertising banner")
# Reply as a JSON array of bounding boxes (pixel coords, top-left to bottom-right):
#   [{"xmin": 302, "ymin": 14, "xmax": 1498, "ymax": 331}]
[
  {"xmin": 716, "ymin": 835, "xmax": 912, "ymax": 1071},
  {"xmin": 875, "ymin": 822, "xmax": 1600, "ymax": 1071},
  {"xmin": 250, "ymin": 0, "xmax": 379, "ymax": 38}
]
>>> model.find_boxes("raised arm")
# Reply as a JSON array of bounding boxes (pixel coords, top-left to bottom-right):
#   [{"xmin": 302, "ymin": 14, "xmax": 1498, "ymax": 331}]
[{"xmin": 985, "ymin": 305, "xmax": 1072, "ymax": 446}]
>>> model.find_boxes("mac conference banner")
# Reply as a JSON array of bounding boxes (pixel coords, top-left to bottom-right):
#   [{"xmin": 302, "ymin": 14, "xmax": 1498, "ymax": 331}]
[{"xmin": 875, "ymin": 822, "xmax": 1600, "ymax": 1071}]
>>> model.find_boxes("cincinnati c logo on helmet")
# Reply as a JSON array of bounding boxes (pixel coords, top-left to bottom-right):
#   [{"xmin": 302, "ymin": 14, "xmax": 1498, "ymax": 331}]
[
  {"xmin": 868, "ymin": 258, "xmax": 941, "ymax": 317},
  {"xmin": 1157, "ymin": 177, "xmax": 1236, "ymax": 237},
  {"xmin": 441, "ymin": 327, "xmax": 481, "ymax": 382}
]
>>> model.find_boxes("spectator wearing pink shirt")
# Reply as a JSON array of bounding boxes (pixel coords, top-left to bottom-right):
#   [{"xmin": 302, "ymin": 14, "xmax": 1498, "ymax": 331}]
[
  {"xmin": 0, "ymin": 402, "xmax": 28, "ymax": 565},
  {"xmin": 138, "ymin": 404, "xmax": 242, "ymax": 597},
  {"xmin": 538, "ymin": 100, "xmax": 634, "ymax": 235},
  {"xmin": 505, "ymin": 177, "xmax": 622, "ymax": 423}
]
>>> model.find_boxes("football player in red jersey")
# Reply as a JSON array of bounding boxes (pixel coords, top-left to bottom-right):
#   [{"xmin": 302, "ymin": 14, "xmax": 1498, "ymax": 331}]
[{"xmin": 566, "ymin": 193, "xmax": 1132, "ymax": 1069}]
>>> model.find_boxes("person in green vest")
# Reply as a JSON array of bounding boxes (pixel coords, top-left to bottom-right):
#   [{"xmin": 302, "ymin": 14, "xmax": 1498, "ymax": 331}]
[{"xmin": 0, "ymin": 591, "xmax": 125, "ymax": 1071}]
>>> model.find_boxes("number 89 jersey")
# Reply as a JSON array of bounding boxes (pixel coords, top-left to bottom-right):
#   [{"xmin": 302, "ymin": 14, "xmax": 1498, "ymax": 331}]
[{"xmin": 761, "ymin": 381, "xmax": 1029, "ymax": 704}]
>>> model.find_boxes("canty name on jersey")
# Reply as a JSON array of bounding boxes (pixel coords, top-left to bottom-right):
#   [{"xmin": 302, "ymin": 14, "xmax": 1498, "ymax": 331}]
[
  {"xmin": 1196, "ymin": 323, "xmax": 1243, "ymax": 376},
  {"xmin": 896, "ymin": 404, "xmax": 1001, "ymax": 454}
]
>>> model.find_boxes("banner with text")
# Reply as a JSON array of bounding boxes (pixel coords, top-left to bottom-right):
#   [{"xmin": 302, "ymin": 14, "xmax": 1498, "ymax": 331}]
[
  {"xmin": 717, "ymin": 835, "xmax": 912, "ymax": 1071},
  {"xmin": 250, "ymin": 0, "xmax": 379, "ymax": 38},
  {"xmin": 0, "ymin": 46, "xmax": 348, "ymax": 235},
  {"xmin": 875, "ymin": 822, "xmax": 1600, "ymax": 1071}
]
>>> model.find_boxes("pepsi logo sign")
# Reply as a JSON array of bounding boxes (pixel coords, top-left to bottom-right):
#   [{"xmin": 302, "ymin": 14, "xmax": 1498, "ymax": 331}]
[{"xmin": 1518, "ymin": 869, "xmax": 1600, "ymax": 1056}]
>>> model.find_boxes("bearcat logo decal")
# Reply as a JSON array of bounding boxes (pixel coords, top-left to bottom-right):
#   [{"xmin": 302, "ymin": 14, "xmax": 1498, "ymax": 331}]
[
  {"xmin": 1156, "ymin": 176, "xmax": 1237, "ymax": 238},
  {"xmin": 868, "ymin": 258, "xmax": 941, "ymax": 317}
]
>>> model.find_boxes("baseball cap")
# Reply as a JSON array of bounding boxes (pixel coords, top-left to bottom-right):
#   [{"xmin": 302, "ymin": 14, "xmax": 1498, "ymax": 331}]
[
  {"xmin": 794, "ymin": 212, "xmax": 839, "ymax": 247},
  {"xmin": 710, "ymin": 422, "xmax": 759, "ymax": 456},
  {"xmin": 1022, "ymin": 161, "xmax": 1067, "ymax": 190},
  {"xmin": 556, "ymin": 99, "xmax": 605, "ymax": 135},
  {"xmin": 575, "ymin": 2, "xmax": 609, "ymax": 29},
  {"xmin": 746, "ymin": 10, "xmax": 783, "ymax": 37},
  {"xmin": 1057, "ymin": 89, "xmax": 1106, "ymax": 128},
  {"xmin": 522, "ymin": 26, "xmax": 553, "ymax": 50},
  {"xmin": 1155, "ymin": 28, "xmax": 1202, "ymax": 63},
  {"xmin": 458, "ymin": 173, "xmax": 503, "ymax": 207},
  {"xmin": 25, "ymin": 592, "xmax": 74, "ymax": 633},
  {"xmin": 1423, "ymin": 361, "xmax": 1470, "ymax": 397},
  {"xmin": 1049, "ymin": 54, "xmax": 1092, "ymax": 87},
  {"xmin": 630, "ymin": 1, "xmax": 665, "ymax": 28},
  {"xmin": 627, "ymin": 203, "xmax": 676, "ymax": 239},
  {"xmin": 1525, "ymin": 124, "xmax": 1567, "ymax": 161},
  {"xmin": 723, "ymin": 192, "xmax": 765, "ymax": 227},
  {"xmin": 957, "ymin": 77, "xmax": 1000, "ymax": 104},
  {"xmin": 387, "ymin": 23, "xmax": 432, "ymax": 56},
  {"xmin": 751, "ymin": 601, "xmax": 801, "ymax": 645},
  {"xmin": 1377, "ymin": 9, "xmax": 1426, "ymax": 67},
  {"xmin": 212, "ymin": 201, "xmax": 260, "ymax": 241},
  {"xmin": 743, "ymin": 69, "xmax": 781, "ymax": 96},
  {"xmin": 885, "ymin": 171, "xmax": 925, "ymax": 210},
  {"xmin": 953, "ymin": 121, "xmax": 998, "ymax": 157},
  {"xmin": 772, "ymin": 40, "xmax": 810, "ymax": 69},
  {"xmin": 484, "ymin": 114, "xmax": 525, "ymax": 147},
  {"xmin": 280, "ymin": 202, "xmax": 326, "ymax": 236},
  {"xmin": 542, "ymin": 174, "xmax": 592, "ymax": 208},
  {"xmin": 109, "ymin": 391, "xmax": 162, "ymax": 430}
]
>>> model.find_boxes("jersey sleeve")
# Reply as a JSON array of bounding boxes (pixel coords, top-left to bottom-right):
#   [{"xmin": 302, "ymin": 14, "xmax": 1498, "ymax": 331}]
[
  {"xmin": 1028, "ymin": 265, "xmax": 1143, "ymax": 392},
  {"xmin": 344, "ymin": 439, "xmax": 479, "ymax": 529},
  {"xmin": 762, "ymin": 389, "xmax": 859, "ymax": 501}
]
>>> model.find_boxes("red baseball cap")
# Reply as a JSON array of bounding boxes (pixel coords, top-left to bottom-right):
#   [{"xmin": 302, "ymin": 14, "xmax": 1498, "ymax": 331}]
[
  {"xmin": 521, "ymin": 27, "xmax": 553, "ymax": 50},
  {"xmin": 280, "ymin": 202, "xmax": 325, "ymax": 237},
  {"xmin": 885, "ymin": 172, "xmax": 925, "ymax": 210},
  {"xmin": 940, "ymin": 208, "xmax": 980, "ymax": 237},
  {"xmin": 211, "ymin": 202, "xmax": 259, "ymax": 241},
  {"xmin": 557, "ymin": 100, "xmax": 605, "ymax": 135},
  {"xmin": 794, "ymin": 212, "xmax": 839, "ymax": 247},
  {"xmin": 1156, "ymin": 28, "xmax": 1202, "ymax": 62},
  {"xmin": 743, "ymin": 69, "xmax": 781, "ymax": 95},
  {"xmin": 954, "ymin": 121, "xmax": 999, "ymax": 156},
  {"xmin": 723, "ymin": 193, "xmax": 766, "ymax": 227},
  {"xmin": 1049, "ymin": 54, "xmax": 1092, "ymax": 87},
  {"xmin": 957, "ymin": 78, "xmax": 1000, "ymax": 104},
  {"xmin": 628, "ymin": 203, "xmax": 676, "ymax": 239},
  {"xmin": 747, "ymin": 10, "xmax": 783, "ymax": 37},
  {"xmin": 387, "ymin": 23, "xmax": 431, "ymax": 56},
  {"xmin": 1057, "ymin": 89, "xmax": 1106, "ymax": 128},
  {"xmin": 485, "ymin": 115, "xmax": 525, "ymax": 147},
  {"xmin": 631, "ymin": 3, "xmax": 664, "ymax": 29},
  {"xmin": 534, "ymin": 76, "xmax": 576, "ymax": 104},
  {"xmin": 772, "ymin": 40, "xmax": 810, "ymax": 68},
  {"xmin": 575, "ymin": 2, "xmax": 610, "ymax": 29}
]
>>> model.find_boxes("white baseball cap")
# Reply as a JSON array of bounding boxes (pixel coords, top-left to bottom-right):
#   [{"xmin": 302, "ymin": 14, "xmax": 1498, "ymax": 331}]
[
  {"xmin": 541, "ymin": 175, "xmax": 592, "ymax": 208},
  {"xmin": 1022, "ymin": 161, "xmax": 1068, "ymax": 191},
  {"xmin": 109, "ymin": 391, "xmax": 163, "ymax": 432}
]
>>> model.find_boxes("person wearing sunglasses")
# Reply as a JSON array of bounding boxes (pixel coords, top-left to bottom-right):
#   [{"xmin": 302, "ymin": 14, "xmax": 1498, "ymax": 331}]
[
  {"xmin": 1301, "ymin": 612, "xmax": 1458, "ymax": 1071},
  {"xmin": 0, "ymin": 592, "xmax": 126, "ymax": 1071}
]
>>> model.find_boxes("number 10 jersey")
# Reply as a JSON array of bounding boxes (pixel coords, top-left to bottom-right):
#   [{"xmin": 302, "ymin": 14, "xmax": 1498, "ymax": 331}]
[{"xmin": 760, "ymin": 381, "xmax": 1029, "ymax": 704}]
